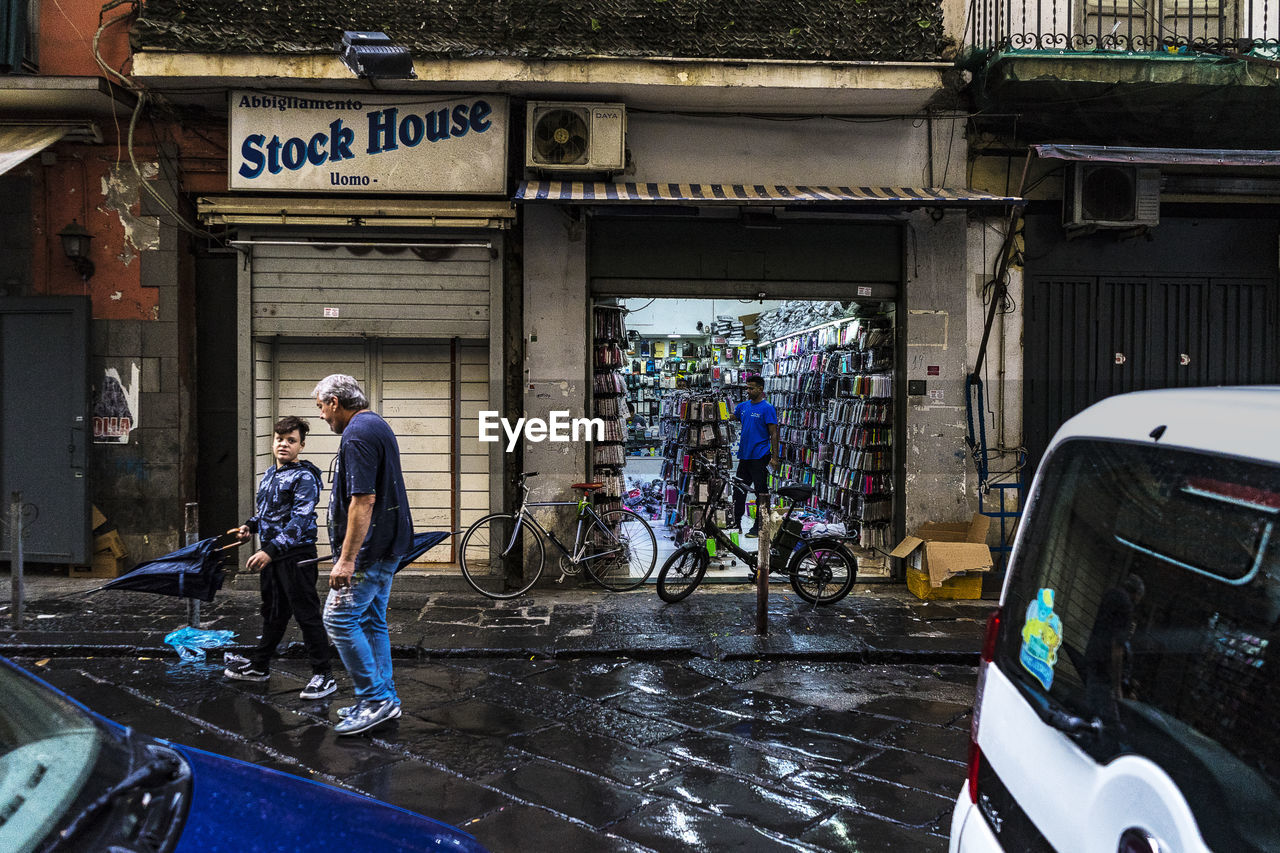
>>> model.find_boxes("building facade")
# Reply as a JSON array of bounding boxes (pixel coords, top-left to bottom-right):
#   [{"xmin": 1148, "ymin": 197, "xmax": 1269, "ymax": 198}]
[{"xmin": 10, "ymin": 0, "xmax": 1035, "ymax": 577}]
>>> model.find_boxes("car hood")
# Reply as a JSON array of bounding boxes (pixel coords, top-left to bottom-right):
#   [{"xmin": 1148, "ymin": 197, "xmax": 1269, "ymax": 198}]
[{"xmin": 169, "ymin": 743, "xmax": 486, "ymax": 853}]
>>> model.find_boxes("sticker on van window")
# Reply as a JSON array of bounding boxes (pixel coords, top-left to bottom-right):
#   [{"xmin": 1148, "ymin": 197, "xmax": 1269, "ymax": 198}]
[{"xmin": 1020, "ymin": 588, "xmax": 1063, "ymax": 690}]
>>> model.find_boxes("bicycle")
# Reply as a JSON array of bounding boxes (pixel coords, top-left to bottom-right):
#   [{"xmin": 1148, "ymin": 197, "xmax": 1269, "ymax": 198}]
[
  {"xmin": 460, "ymin": 471, "xmax": 658, "ymax": 599},
  {"xmin": 655, "ymin": 460, "xmax": 857, "ymax": 606}
]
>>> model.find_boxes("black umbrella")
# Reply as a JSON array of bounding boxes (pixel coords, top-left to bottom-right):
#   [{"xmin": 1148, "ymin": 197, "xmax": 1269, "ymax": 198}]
[{"xmin": 98, "ymin": 534, "xmax": 238, "ymax": 602}]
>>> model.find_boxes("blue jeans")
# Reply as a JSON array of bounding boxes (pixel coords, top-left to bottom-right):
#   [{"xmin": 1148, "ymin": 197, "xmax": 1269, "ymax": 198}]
[{"xmin": 323, "ymin": 557, "xmax": 398, "ymax": 703}]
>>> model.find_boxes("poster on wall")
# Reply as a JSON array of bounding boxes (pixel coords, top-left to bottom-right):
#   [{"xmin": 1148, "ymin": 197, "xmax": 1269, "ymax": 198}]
[
  {"xmin": 228, "ymin": 90, "xmax": 509, "ymax": 194},
  {"xmin": 94, "ymin": 363, "xmax": 139, "ymax": 444}
]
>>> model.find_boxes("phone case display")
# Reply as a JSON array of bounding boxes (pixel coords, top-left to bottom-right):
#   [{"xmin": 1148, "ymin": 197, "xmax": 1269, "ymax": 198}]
[
  {"xmin": 762, "ymin": 312, "xmax": 895, "ymax": 570},
  {"xmin": 591, "ymin": 306, "xmax": 629, "ymax": 507},
  {"xmin": 658, "ymin": 391, "xmax": 734, "ymax": 543}
]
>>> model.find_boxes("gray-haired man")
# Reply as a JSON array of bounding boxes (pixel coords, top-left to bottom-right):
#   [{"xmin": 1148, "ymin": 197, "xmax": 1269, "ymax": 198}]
[{"xmin": 313, "ymin": 374, "xmax": 413, "ymax": 736}]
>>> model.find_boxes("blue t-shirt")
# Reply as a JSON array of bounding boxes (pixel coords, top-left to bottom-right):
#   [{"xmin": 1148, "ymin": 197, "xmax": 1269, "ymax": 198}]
[
  {"xmin": 734, "ymin": 398, "xmax": 777, "ymax": 460},
  {"xmin": 329, "ymin": 411, "xmax": 414, "ymax": 567}
]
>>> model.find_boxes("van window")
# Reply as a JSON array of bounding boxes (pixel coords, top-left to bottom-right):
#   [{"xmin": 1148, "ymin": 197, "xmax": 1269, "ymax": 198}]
[{"xmin": 999, "ymin": 439, "xmax": 1280, "ymax": 853}]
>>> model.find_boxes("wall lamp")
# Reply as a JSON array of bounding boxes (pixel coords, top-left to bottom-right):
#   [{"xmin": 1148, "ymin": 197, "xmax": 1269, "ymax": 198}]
[
  {"xmin": 58, "ymin": 219, "xmax": 95, "ymax": 280},
  {"xmin": 339, "ymin": 31, "xmax": 416, "ymax": 79}
]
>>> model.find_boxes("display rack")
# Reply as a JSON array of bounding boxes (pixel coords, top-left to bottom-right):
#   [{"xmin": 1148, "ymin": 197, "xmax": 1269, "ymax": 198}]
[
  {"xmin": 761, "ymin": 311, "xmax": 895, "ymax": 576},
  {"xmin": 591, "ymin": 305, "xmax": 629, "ymax": 510},
  {"xmin": 658, "ymin": 390, "xmax": 734, "ymax": 544}
]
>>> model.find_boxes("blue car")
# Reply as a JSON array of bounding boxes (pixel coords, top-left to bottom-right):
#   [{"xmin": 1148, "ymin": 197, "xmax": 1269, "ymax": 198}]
[{"xmin": 0, "ymin": 655, "xmax": 488, "ymax": 853}]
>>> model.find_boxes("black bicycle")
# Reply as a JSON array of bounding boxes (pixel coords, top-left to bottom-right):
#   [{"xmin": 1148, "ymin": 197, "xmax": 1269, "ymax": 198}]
[{"xmin": 655, "ymin": 461, "xmax": 857, "ymax": 605}]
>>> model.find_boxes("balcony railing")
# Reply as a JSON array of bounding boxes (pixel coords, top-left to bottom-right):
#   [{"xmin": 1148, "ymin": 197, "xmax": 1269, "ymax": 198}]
[{"xmin": 967, "ymin": 0, "xmax": 1280, "ymax": 52}]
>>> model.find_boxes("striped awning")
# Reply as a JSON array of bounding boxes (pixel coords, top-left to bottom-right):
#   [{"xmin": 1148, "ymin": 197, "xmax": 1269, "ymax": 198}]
[{"xmin": 514, "ymin": 180, "xmax": 1022, "ymax": 206}]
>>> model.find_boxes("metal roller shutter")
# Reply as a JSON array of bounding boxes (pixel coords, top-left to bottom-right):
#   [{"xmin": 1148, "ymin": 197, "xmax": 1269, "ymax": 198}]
[
  {"xmin": 253, "ymin": 339, "xmax": 488, "ymax": 567},
  {"xmin": 249, "ymin": 242, "xmax": 493, "ymax": 338}
]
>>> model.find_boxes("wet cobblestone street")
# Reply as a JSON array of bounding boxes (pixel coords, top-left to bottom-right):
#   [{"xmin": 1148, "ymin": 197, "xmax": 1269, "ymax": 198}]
[{"xmin": 22, "ymin": 653, "xmax": 974, "ymax": 851}]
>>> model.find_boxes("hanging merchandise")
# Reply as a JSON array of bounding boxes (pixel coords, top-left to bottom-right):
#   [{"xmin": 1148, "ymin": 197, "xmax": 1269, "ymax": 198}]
[
  {"xmin": 759, "ymin": 308, "xmax": 896, "ymax": 578},
  {"xmin": 658, "ymin": 389, "xmax": 735, "ymax": 545},
  {"xmin": 591, "ymin": 305, "xmax": 630, "ymax": 507}
]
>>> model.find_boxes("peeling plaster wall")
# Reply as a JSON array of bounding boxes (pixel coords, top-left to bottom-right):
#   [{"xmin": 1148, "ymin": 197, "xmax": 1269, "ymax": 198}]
[
  {"xmin": 904, "ymin": 209, "xmax": 976, "ymax": 531},
  {"xmin": 101, "ymin": 163, "xmax": 162, "ymax": 266},
  {"xmin": 522, "ymin": 205, "xmax": 589, "ymax": 507}
]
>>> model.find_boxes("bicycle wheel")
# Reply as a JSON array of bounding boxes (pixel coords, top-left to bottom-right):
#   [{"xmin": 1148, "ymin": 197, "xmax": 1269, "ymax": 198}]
[
  {"xmin": 788, "ymin": 538, "xmax": 856, "ymax": 605},
  {"xmin": 656, "ymin": 547, "xmax": 708, "ymax": 603},
  {"xmin": 584, "ymin": 508, "xmax": 658, "ymax": 592},
  {"xmin": 459, "ymin": 513, "xmax": 544, "ymax": 599}
]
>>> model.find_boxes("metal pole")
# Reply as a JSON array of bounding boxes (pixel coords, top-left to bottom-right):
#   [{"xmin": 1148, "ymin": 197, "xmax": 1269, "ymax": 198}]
[
  {"xmin": 755, "ymin": 491, "xmax": 770, "ymax": 636},
  {"xmin": 184, "ymin": 502, "xmax": 200, "ymax": 628},
  {"xmin": 10, "ymin": 492, "xmax": 23, "ymax": 630}
]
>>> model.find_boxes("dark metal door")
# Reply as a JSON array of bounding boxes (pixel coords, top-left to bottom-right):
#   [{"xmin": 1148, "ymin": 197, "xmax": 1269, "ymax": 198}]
[
  {"xmin": 1023, "ymin": 213, "xmax": 1280, "ymax": 477},
  {"xmin": 1026, "ymin": 275, "xmax": 1276, "ymax": 473},
  {"xmin": 0, "ymin": 297, "xmax": 91, "ymax": 562}
]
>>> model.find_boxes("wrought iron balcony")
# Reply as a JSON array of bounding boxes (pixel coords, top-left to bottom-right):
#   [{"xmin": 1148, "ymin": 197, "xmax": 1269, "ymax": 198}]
[{"xmin": 967, "ymin": 0, "xmax": 1280, "ymax": 53}]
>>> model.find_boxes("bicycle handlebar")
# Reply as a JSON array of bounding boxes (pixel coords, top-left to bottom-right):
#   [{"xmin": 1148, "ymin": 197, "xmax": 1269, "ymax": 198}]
[{"xmin": 689, "ymin": 456, "xmax": 756, "ymax": 492}]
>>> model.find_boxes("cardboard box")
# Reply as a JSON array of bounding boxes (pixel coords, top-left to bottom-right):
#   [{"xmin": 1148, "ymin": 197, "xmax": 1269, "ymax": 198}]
[
  {"xmin": 71, "ymin": 550, "xmax": 126, "ymax": 579},
  {"xmin": 889, "ymin": 512, "xmax": 993, "ymax": 597},
  {"xmin": 905, "ymin": 566, "xmax": 984, "ymax": 600},
  {"xmin": 91, "ymin": 504, "xmax": 107, "ymax": 532},
  {"xmin": 93, "ymin": 529, "xmax": 128, "ymax": 559}
]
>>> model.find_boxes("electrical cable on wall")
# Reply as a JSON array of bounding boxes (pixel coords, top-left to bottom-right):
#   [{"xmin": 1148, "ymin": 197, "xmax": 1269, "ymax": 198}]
[{"xmin": 94, "ymin": 0, "xmax": 226, "ymax": 245}]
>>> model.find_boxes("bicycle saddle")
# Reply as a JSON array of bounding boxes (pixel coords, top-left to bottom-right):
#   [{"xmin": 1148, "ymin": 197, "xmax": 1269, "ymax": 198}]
[
  {"xmin": 571, "ymin": 482, "xmax": 604, "ymax": 491},
  {"xmin": 776, "ymin": 483, "xmax": 815, "ymax": 502}
]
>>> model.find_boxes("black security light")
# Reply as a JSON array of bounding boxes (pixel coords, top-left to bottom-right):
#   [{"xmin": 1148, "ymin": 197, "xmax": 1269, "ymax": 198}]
[
  {"xmin": 339, "ymin": 31, "xmax": 416, "ymax": 79},
  {"xmin": 58, "ymin": 219, "xmax": 94, "ymax": 280}
]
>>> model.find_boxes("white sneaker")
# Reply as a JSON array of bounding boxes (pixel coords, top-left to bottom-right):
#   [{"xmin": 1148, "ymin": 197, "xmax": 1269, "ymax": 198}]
[
  {"xmin": 299, "ymin": 674, "xmax": 336, "ymax": 700},
  {"xmin": 334, "ymin": 699, "xmax": 401, "ymax": 735}
]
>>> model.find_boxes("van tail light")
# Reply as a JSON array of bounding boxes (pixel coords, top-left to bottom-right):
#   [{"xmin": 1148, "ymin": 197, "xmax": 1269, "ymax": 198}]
[{"xmin": 968, "ymin": 608, "xmax": 1002, "ymax": 804}]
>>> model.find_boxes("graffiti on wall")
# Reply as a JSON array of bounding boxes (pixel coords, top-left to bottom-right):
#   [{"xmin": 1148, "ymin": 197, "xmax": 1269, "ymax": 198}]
[{"xmin": 94, "ymin": 363, "xmax": 140, "ymax": 443}]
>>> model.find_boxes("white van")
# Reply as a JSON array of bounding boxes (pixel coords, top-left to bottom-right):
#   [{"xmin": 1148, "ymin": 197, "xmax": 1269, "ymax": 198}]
[{"xmin": 949, "ymin": 387, "xmax": 1280, "ymax": 853}]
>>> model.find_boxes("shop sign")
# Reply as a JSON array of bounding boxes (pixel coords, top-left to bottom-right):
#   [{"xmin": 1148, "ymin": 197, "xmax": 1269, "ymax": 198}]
[{"xmin": 228, "ymin": 91, "xmax": 508, "ymax": 194}]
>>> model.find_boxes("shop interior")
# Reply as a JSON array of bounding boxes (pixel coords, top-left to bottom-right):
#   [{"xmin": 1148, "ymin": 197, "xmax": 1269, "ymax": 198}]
[{"xmin": 592, "ymin": 297, "xmax": 897, "ymax": 583}]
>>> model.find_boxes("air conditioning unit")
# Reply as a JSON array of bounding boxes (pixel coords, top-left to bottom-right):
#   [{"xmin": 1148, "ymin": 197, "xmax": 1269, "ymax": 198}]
[
  {"xmin": 1064, "ymin": 163, "xmax": 1161, "ymax": 229},
  {"xmin": 526, "ymin": 102, "xmax": 626, "ymax": 173}
]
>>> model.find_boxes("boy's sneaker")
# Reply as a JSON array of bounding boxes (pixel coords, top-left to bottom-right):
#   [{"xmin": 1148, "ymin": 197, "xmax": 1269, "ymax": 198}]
[
  {"xmin": 299, "ymin": 674, "xmax": 336, "ymax": 700},
  {"xmin": 334, "ymin": 699, "xmax": 401, "ymax": 736},
  {"xmin": 224, "ymin": 662, "xmax": 269, "ymax": 682},
  {"xmin": 745, "ymin": 526, "xmax": 760, "ymax": 538}
]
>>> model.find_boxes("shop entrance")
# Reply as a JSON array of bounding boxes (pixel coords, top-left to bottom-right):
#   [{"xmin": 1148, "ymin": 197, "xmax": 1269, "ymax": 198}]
[{"xmin": 591, "ymin": 296, "xmax": 899, "ymax": 583}]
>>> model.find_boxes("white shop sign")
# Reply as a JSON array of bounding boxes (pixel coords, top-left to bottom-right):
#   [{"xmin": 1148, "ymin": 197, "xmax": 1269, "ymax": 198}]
[{"xmin": 228, "ymin": 90, "xmax": 508, "ymax": 194}]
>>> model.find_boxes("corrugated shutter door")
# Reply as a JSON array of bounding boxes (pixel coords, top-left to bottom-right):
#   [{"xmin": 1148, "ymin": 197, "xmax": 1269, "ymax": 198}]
[
  {"xmin": 250, "ymin": 243, "xmax": 492, "ymax": 338},
  {"xmin": 253, "ymin": 339, "xmax": 488, "ymax": 565}
]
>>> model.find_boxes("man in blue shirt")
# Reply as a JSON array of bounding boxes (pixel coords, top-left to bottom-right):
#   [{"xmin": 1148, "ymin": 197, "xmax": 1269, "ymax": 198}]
[
  {"xmin": 314, "ymin": 374, "xmax": 414, "ymax": 736},
  {"xmin": 733, "ymin": 375, "xmax": 779, "ymax": 537}
]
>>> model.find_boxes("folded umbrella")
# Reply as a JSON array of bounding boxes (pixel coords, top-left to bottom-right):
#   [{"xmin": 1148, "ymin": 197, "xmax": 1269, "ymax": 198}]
[
  {"xmin": 300, "ymin": 530, "xmax": 453, "ymax": 573},
  {"xmin": 97, "ymin": 534, "xmax": 238, "ymax": 602}
]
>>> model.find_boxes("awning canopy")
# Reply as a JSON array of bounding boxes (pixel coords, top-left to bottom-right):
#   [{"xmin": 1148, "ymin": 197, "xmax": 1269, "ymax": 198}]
[
  {"xmin": 0, "ymin": 124, "xmax": 70, "ymax": 178},
  {"xmin": 1033, "ymin": 144, "xmax": 1280, "ymax": 168},
  {"xmin": 514, "ymin": 180, "xmax": 1023, "ymax": 206}
]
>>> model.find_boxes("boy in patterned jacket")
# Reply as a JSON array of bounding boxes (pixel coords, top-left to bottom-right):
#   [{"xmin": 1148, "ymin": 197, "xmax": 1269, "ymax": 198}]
[{"xmin": 224, "ymin": 415, "xmax": 335, "ymax": 699}]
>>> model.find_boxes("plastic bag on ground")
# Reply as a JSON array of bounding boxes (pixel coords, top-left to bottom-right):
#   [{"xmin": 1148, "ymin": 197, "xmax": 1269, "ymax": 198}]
[{"xmin": 163, "ymin": 626, "xmax": 237, "ymax": 661}]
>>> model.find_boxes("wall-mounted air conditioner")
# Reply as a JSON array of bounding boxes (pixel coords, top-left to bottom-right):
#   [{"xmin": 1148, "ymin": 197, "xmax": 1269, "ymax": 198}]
[
  {"xmin": 1064, "ymin": 162, "xmax": 1161, "ymax": 229},
  {"xmin": 525, "ymin": 102, "xmax": 626, "ymax": 173}
]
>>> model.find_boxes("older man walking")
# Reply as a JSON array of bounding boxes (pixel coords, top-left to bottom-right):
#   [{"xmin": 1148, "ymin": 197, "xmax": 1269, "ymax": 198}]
[{"xmin": 313, "ymin": 374, "xmax": 413, "ymax": 736}]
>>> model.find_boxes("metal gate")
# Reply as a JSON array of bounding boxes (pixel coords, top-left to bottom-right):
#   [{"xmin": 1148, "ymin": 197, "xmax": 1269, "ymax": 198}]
[{"xmin": 1025, "ymin": 275, "xmax": 1278, "ymax": 471}]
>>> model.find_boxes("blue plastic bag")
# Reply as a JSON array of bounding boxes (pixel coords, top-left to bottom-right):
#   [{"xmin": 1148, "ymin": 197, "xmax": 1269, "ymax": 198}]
[{"xmin": 163, "ymin": 626, "xmax": 237, "ymax": 662}]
